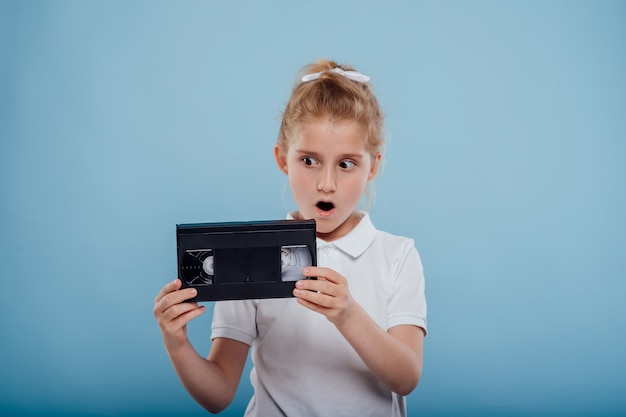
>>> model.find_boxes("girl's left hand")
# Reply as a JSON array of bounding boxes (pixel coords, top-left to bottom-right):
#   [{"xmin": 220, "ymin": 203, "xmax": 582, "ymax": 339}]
[{"xmin": 293, "ymin": 267, "xmax": 353, "ymax": 326}]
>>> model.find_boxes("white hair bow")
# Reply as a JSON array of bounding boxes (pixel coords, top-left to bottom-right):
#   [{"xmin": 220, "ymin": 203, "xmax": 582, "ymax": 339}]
[{"xmin": 301, "ymin": 67, "xmax": 370, "ymax": 83}]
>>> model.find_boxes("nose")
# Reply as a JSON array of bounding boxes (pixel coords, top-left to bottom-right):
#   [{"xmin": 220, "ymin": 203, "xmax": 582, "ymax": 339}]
[{"xmin": 317, "ymin": 166, "xmax": 336, "ymax": 193}]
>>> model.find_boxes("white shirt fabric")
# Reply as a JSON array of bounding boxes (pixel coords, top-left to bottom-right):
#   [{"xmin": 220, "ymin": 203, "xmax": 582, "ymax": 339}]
[{"xmin": 211, "ymin": 212, "xmax": 427, "ymax": 417}]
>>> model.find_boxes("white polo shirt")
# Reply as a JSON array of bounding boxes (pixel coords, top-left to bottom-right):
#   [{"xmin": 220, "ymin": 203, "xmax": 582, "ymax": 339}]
[{"xmin": 211, "ymin": 212, "xmax": 427, "ymax": 417}]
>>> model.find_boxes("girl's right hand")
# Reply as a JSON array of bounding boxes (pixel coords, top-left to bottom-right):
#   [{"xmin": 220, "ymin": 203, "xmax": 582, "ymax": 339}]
[{"xmin": 153, "ymin": 278, "xmax": 206, "ymax": 352}]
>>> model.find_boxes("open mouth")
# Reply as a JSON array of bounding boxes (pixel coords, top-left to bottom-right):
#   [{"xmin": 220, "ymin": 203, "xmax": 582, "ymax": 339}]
[{"xmin": 316, "ymin": 201, "xmax": 335, "ymax": 212}]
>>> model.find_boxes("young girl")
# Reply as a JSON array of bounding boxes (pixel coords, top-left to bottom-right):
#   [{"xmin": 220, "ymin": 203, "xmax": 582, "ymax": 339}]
[{"xmin": 154, "ymin": 59, "xmax": 427, "ymax": 416}]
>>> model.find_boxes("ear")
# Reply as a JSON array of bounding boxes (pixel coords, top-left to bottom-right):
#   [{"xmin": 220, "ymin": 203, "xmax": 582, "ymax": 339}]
[
  {"xmin": 368, "ymin": 153, "xmax": 382, "ymax": 181},
  {"xmin": 274, "ymin": 145, "xmax": 288, "ymax": 175}
]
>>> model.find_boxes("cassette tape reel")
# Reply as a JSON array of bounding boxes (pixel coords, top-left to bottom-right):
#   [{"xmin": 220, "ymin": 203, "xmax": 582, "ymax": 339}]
[
  {"xmin": 176, "ymin": 219, "xmax": 316, "ymax": 302},
  {"xmin": 180, "ymin": 249, "xmax": 214, "ymax": 286}
]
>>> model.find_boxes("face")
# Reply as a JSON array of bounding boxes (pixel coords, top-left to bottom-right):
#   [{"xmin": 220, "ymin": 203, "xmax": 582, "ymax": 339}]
[{"xmin": 275, "ymin": 118, "xmax": 381, "ymax": 241}]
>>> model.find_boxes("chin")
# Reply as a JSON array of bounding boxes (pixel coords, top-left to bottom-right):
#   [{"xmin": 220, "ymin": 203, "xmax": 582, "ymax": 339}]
[{"xmin": 313, "ymin": 221, "xmax": 337, "ymax": 235}]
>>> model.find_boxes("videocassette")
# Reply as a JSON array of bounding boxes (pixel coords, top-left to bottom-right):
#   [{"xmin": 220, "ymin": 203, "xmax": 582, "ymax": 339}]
[{"xmin": 176, "ymin": 219, "xmax": 316, "ymax": 302}]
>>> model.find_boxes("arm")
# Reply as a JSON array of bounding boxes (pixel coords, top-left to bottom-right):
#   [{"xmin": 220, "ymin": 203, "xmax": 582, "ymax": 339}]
[
  {"xmin": 335, "ymin": 304, "xmax": 424, "ymax": 395},
  {"xmin": 154, "ymin": 279, "xmax": 249, "ymax": 413},
  {"xmin": 294, "ymin": 268, "xmax": 424, "ymax": 395}
]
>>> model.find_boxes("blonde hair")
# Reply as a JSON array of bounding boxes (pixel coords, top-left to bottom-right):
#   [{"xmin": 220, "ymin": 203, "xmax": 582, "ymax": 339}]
[{"xmin": 277, "ymin": 59, "xmax": 385, "ymax": 160}]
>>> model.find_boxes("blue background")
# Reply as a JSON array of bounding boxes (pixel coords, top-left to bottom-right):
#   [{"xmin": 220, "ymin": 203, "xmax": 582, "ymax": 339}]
[{"xmin": 1, "ymin": 1, "xmax": 625, "ymax": 416}]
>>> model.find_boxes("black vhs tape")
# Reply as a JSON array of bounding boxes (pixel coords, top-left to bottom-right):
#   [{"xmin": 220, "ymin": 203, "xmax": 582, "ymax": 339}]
[{"xmin": 176, "ymin": 219, "xmax": 316, "ymax": 302}]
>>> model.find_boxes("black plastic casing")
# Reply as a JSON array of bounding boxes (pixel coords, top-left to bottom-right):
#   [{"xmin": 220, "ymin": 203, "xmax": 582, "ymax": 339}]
[{"xmin": 176, "ymin": 219, "xmax": 316, "ymax": 302}]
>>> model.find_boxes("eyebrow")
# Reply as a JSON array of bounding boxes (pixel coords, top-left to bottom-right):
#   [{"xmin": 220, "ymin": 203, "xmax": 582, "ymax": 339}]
[{"xmin": 293, "ymin": 149, "xmax": 366, "ymax": 160}]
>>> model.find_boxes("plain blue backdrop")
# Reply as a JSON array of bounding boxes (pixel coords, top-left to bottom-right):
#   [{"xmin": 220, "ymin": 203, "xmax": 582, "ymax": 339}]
[{"xmin": 1, "ymin": 1, "xmax": 625, "ymax": 416}]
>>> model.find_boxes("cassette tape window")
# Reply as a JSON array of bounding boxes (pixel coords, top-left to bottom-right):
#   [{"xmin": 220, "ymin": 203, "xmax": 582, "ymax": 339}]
[
  {"xmin": 180, "ymin": 249, "xmax": 214, "ymax": 286},
  {"xmin": 280, "ymin": 245, "xmax": 312, "ymax": 282}
]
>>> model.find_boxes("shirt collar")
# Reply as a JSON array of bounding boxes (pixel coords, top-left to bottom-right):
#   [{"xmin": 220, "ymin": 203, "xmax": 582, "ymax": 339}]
[{"xmin": 286, "ymin": 211, "xmax": 377, "ymax": 259}]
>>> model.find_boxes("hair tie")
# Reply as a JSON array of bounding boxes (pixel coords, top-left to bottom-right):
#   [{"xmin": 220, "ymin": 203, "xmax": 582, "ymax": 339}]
[{"xmin": 301, "ymin": 67, "xmax": 370, "ymax": 83}]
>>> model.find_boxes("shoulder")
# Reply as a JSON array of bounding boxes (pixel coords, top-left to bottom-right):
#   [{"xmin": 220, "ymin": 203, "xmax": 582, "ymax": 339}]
[
  {"xmin": 365, "ymin": 214, "xmax": 424, "ymax": 270},
  {"xmin": 373, "ymin": 229, "xmax": 421, "ymax": 267},
  {"xmin": 356, "ymin": 212, "xmax": 416, "ymax": 252},
  {"xmin": 375, "ymin": 228, "xmax": 415, "ymax": 249},
  {"xmin": 371, "ymin": 222, "xmax": 417, "ymax": 255}
]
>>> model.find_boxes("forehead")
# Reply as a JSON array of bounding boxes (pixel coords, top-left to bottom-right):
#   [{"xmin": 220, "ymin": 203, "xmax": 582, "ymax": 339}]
[{"xmin": 288, "ymin": 118, "xmax": 368, "ymax": 153}]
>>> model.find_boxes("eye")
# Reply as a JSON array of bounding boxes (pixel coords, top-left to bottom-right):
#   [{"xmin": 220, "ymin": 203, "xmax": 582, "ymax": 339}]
[
  {"xmin": 302, "ymin": 156, "xmax": 319, "ymax": 166},
  {"xmin": 338, "ymin": 160, "xmax": 356, "ymax": 169}
]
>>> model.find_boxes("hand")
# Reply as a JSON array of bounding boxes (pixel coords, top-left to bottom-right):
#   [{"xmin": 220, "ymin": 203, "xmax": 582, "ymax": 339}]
[
  {"xmin": 153, "ymin": 279, "xmax": 206, "ymax": 351},
  {"xmin": 293, "ymin": 267, "xmax": 353, "ymax": 326}
]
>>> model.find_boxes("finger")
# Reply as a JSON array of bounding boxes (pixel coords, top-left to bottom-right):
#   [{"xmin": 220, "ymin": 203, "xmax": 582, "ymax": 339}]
[
  {"xmin": 169, "ymin": 304, "xmax": 206, "ymax": 328},
  {"xmin": 295, "ymin": 295, "xmax": 327, "ymax": 312},
  {"xmin": 293, "ymin": 286, "xmax": 333, "ymax": 307},
  {"xmin": 154, "ymin": 278, "xmax": 182, "ymax": 304},
  {"xmin": 295, "ymin": 279, "xmax": 312, "ymax": 291},
  {"xmin": 161, "ymin": 304, "xmax": 206, "ymax": 336},
  {"xmin": 154, "ymin": 287, "xmax": 198, "ymax": 316},
  {"xmin": 296, "ymin": 278, "xmax": 330, "ymax": 295},
  {"xmin": 162, "ymin": 299, "xmax": 204, "ymax": 324},
  {"xmin": 303, "ymin": 267, "xmax": 344, "ymax": 284}
]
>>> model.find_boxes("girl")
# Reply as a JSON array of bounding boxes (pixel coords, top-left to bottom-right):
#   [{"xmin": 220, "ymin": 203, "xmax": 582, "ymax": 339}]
[{"xmin": 154, "ymin": 59, "xmax": 427, "ymax": 416}]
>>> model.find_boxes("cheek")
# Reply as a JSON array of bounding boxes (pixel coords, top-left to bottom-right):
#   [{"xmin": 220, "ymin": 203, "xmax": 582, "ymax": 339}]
[
  {"xmin": 288, "ymin": 170, "xmax": 311, "ymax": 196},
  {"xmin": 342, "ymin": 175, "xmax": 369, "ymax": 201}
]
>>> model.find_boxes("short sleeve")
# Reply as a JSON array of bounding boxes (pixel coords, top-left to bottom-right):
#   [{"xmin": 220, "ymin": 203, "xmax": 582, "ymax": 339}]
[
  {"xmin": 387, "ymin": 241, "xmax": 428, "ymax": 335},
  {"xmin": 211, "ymin": 299, "xmax": 258, "ymax": 346}
]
